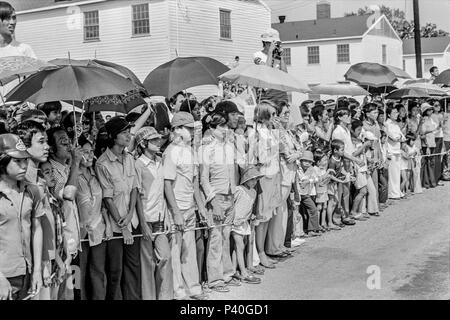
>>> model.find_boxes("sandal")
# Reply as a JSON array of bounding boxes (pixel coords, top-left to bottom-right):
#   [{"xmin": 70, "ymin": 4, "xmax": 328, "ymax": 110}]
[
  {"xmin": 241, "ymin": 274, "xmax": 261, "ymax": 284},
  {"xmin": 249, "ymin": 266, "xmax": 265, "ymax": 275},
  {"xmin": 190, "ymin": 293, "xmax": 209, "ymax": 300},
  {"xmin": 225, "ymin": 278, "xmax": 242, "ymax": 287},
  {"xmin": 209, "ymin": 284, "xmax": 230, "ymax": 293}
]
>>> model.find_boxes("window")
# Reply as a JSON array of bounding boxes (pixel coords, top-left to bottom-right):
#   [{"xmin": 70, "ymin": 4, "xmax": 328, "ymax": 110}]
[
  {"xmin": 84, "ymin": 10, "xmax": 99, "ymax": 41},
  {"xmin": 424, "ymin": 58, "xmax": 434, "ymax": 72},
  {"xmin": 132, "ymin": 4, "xmax": 150, "ymax": 35},
  {"xmin": 337, "ymin": 44, "xmax": 350, "ymax": 63},
  {"xmin": 220, "ymin": 9, "xmax": 231, "ymax": 39},
  {"xmin": 382, "ymin": 44, "xmax": 387, "ymax": 64},
  {"xmin": 283, "ymin": 48, "xmax": 291, "ymax": 66},
  {"xmin": 307, "ymin": 46, "xmax": 320, "ymax": 64},
  {"xmin": 403, "ymin": 59, "xmax": 406, "ymax": 71}
]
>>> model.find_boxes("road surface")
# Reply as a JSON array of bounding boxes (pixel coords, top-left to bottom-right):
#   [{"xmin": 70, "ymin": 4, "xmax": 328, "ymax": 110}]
[{"xmin": 210, "ymin": 182, "xmax": 450, "ymax": 300}]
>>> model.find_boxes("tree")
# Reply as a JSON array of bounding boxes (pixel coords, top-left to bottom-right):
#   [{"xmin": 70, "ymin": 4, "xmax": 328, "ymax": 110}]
[{"xmin": 345, "ymin": 5, "xmax": 449, "ymax": 39}]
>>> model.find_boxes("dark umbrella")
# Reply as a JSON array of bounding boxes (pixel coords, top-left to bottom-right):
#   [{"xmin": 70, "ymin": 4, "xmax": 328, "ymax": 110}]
[
  {"xmin": 433, "ymin": 69, "xmax": 450, "ymax": 86},
  {"xmin": 344, "ymin": 62, "xmax": 398, "ymax": 88},
  {"xmin": 358, "ymin": 84, "xmax": 397, "ymax": 95},
  {"xmin": 386, "ymin": 87, "xmax": 433, "ymax": 100},
  {"xmin": 6, "ymin": 65, "xmax": 136, "ymax": 104},
  {"xmin": 143, "ymin": 56, "xmax": 229, "ymax": 98}
]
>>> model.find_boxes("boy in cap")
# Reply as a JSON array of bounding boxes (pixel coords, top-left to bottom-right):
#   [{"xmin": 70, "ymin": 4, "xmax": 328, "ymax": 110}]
[
  {"xmin": 95, "ymin": 116, "xmax": 143, "ymax": 300},
  {"xmin": 163, "ymin": 112, "xmax": 208, "ymax": 300},
  {"xmin": 0, "ymin": 134, "xmax": 44, "ymax": 300},
  {"xmin": 135, "ymin": 126, "xmax": 173, "ymax": 300}
]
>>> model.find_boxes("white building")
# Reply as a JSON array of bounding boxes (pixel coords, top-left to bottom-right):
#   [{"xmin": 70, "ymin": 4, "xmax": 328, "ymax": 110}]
[
  {"xmin": 272, "ymin": 2, "xmax": 403, "ymax": 102},
  {"xmin": 403, "ymin": 37, "xmax": 450, "ymax": 79},
  {"xmin": 10, "ymin": 0, "xmax": 271, "ymax": 98}
]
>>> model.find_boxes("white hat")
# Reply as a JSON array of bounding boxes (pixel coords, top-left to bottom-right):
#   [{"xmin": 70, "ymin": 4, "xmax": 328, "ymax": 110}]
[{"xmin": 261, "ymin": 28, "xmax": 280, "ymax": 42}]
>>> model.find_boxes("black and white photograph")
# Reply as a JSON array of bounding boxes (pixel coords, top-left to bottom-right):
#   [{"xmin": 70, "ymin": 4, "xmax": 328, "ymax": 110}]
[{"xmin": 0, "ymin": 0, "xmax": 449, "ymax": 308}]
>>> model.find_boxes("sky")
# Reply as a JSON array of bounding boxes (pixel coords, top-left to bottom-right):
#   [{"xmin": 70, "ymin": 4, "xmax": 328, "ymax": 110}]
[{"xmin": 265, "ymin": 0, "xmax": 450, "ymax": 33}]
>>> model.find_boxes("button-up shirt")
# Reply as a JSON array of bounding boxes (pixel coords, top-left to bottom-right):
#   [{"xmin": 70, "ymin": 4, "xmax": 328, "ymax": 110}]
[
  {"xmin": 136, "ymin": 154, "xmax": 165, "ymax": 223},
  {"xmin": 49, "ymin": 158, "xmax": 80, "ymax": 254},
  {"xmin": 247, "ymin": 125, "xmax": 280, "ymax": 176},
  {"xmin": 200, "ymin": 129, "xmax": 237, "ymax": 202},
  {"xmin": 0, "ymin": 181, "xmax": 44, "ymax": 278},
  {"xmin": 96, "ymin": 148, "xmax": 139, "ymax": 233},
  {"xmin": 385, "ymin": 119, "xmax": 405, "ymax": 155},
  {"xmin": 332, "ymin": 125, "xmax": 355, "ymax": 156},
  {"xmin": 76, "ymin": 169, "xmax": 105, "ymax": 247},
  {"xmin": 163, "ymin": 141, "xmax": 198, "ymax": 210}
]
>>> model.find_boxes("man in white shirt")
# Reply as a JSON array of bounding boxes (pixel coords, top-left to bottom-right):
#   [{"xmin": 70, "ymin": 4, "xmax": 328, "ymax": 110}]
[{"xmin": 0, "ymin": 2, "xmax": 36, "ymax": 58}]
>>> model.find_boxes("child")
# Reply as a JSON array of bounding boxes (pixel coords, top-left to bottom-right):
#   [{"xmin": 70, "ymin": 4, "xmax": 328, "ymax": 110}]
[
  {"xmin": 400, "ymin": 132, "xmax": 419, "ymax": 195},
  {"xmin": 313, "ymin": 149, "xmax": 331, "ymax": 231},
  {"xmin": 295, "ymin": 150, "xmax": 322, "ymax": 237},
  {"xmin": 327, "ymin": 139, "xmax": 353, "ymax": 229},
  {"xmin": 350, "ymin": 121, "xmax": 372, "ymax": 221},
  {"xmin": 378, "ymin": 131, "xmax": 390, "ymax": 207},
  {"xmin": 231, "ymin": 167, "xmax": 263, "ymax": 284},
  {"xmin": 38, "ymin": 161, "xmax": 68, "ymax": 300}
]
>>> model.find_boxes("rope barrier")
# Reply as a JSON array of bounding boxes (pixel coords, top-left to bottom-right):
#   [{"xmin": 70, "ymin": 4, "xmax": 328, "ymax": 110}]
[{"xmin": 79, "ymin": 222, "xmax": 233, "ymax": 243}]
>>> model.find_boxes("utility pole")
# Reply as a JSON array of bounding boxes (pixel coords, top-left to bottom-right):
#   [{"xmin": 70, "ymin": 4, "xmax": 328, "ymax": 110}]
[{"xmin": 413, "ymin": 0, "xmax": 422, "ymax": 78}]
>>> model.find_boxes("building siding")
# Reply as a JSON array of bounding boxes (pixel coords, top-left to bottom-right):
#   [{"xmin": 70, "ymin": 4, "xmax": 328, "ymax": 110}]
[
  {"xmin": 361, "ymin": 35, "xmax": 402, "ymax": 68},
  {"xmin": 403, "ymin": 54, "xmax": 447, "ymax": 79},
  {"xmin": 13, "ymin": 0, "xmax": 271, "ymax": 100}
]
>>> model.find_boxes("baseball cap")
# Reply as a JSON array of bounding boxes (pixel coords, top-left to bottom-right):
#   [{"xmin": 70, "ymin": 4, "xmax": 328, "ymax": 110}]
[
  {"xmin": 105, "ymin": 116, "xmax": 133, "ymax": 137},
  {"xmin": 135, "ymin": 126, "xmax": 162, "ymax": 146},
  {"xmin": 171, "ymin": 111, "xmax": 195, "ymax": 128},
  {"xmin": 300, "ymin": 150, "xmax": 314, "ymax": 163},
  {"xmin": 0, "ymin": 134, "xmax": 31, "ymax": 159},
  {"xmin": 214, "ymin": 101, "xmax": 242, "ymax": 115}
]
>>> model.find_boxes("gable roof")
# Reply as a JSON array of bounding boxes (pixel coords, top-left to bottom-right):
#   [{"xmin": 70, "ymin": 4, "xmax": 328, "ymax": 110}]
[
  {"xmin": 8, "ymin": 0, "xmax": 78, "ymax": 12},
  {"xmin": 272, "ymin": 14, "xmax": 372, "ymax": 42},
  {"xmin": 403, "ymin": 37, "xmax": 450, "ymax": 55}
]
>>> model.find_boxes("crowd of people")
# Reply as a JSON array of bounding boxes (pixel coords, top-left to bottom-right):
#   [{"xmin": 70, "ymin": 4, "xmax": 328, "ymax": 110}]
[
  {"xmin": 1, "ymin": 0, "xmax": 450, "ymax": 301},
  {"xmin": 1, "ymin": 90, "xmax": 449, "ymax": 300}
]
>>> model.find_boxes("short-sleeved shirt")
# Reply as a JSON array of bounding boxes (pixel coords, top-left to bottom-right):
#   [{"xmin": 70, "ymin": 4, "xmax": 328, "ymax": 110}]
[
  {"xmin": 328, "ymin": 156, "xmax": 345, "ymax": 180},
  {"xmin": 135, "ymin": 154, "xmax": 165, "ymax": 223},
  {"xmin": 163, "ymin": 142, "xmax": 197, "ymax": 210},
  {"xmin": 385, "ymin": 119, "xmax": 405, "ymax": 154},
  {"xmin": 233, "ymin": 186, "xmax": 257, "ymax": 224},
  {"xmin": 0, "ymin": 40, "xmax": 36, "ymax": 58},
  {"xmin": 0, "ymin": 181, "xmax": 44, "ymax": 278},
  {"xmin": 96, "ymin": 148, "xmax": 139, "ymax": 233},
  {"xmin": 332, "ymin": 125, "xmax": 355, "ymax": 156},
  {"xmin": 76, "ymin": 170, "xmax": 105, "ymax": 247}
]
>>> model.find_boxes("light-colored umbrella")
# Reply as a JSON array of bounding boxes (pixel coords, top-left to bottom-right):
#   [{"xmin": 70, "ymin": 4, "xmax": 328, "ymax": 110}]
[
  {"xmin": 403, "ymin": 82, "xmax": 447, "ymax": 96},
  {"xmin": 219, "ymin": 63, "xmax": 310, "ymax": 93},
  {"xmin": 386, "ymin": 87, "xmax": 434, "ymax": 99},
  {"xmin": 0, "ymin": 56, "xmax": 55, "ymax": 86},
  {"xmin": 310, "ymin": 83, "xmax": 369, "ymax": 96},
  {"xmin": 403, "ymin": 78, "xmax": 430, "ymax": 86}
]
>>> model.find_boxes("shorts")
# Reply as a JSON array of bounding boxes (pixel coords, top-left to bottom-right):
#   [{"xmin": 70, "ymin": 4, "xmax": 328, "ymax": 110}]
[
  {"xmin": 328, "ymin": 182, "xmax": 338, "ymax": 196},
  {"xmin": 315, "ymin": 192, "xmax": 329, "ymax": 203},
  {"xmin": 232, "ymin": 221, "xmax": 251, "ymax": 236}
]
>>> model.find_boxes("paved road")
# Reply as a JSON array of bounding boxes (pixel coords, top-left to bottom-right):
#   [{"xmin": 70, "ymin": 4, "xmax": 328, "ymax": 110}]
[{"xmin": 210, "ymin": 182, "xmax": 450, "ymax": 300}]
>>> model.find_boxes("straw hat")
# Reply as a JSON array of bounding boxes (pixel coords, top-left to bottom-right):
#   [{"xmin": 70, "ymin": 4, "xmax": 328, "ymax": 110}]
[
  {"xmin": 421, "ymin": 102, "xmax": 434, "ymax": 114},
  {"xmin": 299, "ymin": 150, "xmax": 314, "ymax": 162}
]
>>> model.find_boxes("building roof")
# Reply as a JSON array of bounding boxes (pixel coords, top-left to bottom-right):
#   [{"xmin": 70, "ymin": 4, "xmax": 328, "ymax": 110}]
[
  {"xmin": 8, "ymin": 0, "xmax": 77, "ymax": 12},
  {"xmin": 272, "ymin": 14, "xmax": 372, "ymax": 42},
  {"xmin": 403, "ymin": 37, "xmax": 450, "ymax": 55}
]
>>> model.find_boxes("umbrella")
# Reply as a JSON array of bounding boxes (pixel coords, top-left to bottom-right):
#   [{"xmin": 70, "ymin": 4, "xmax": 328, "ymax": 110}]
[
  {"xmin": 344, "ymin": 62, "xmax": 398, "ymax": 87},
  {"xmin": 402, "ymin": 82, "xmax": 448, "ymax": 96},
  {"xmin": 358, "ymin": 84, "xmax": 397, "ymax": 95},
  {"xmin": 49, "ymin": 58, "xmax": 147, "ymax": 113},
  {"xmin": 403, "ymin": 78, "xmax": 430, "ymax": 86},
  {"xmin": 6, "ymin": 65, "xmax": 136, "ymax": 105},
  {"xmin": 433, "ymin": 69, "xmax": 450, "ymax": 86},
  {"xmin": 219, "ymin": 63, "xmax": 310, "ymax": 93},
  {"xmin": 310, "ymin": 83, "xmax": 369, "ymax": 96},
  {"xmin": 143, "ymin": 56, "xmax": 229, "ymax": 98},
  {"xmin": 0, "ymin": 56, "xmax": 56, "ymax": 86},
  {"xmin": 49, "ymin": 58, "xmax": 146, "ymax": 93},
  {"xmin": 385, "ymin": 87, "xmax": 434, "ymax": 99},
  {"xmin": 384, "ymin": 64, "xmax": 412, "ymax": 79}
]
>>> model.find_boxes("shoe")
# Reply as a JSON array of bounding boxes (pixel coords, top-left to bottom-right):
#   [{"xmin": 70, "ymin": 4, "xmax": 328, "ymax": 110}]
[
  {"xmin": 329, "ymin": 224, "xmax": 342, "ymax": 230},
  {"xmin": 241, "ymin": 274, "xmax": 261, "ymax": 284},
  {"xmin": 342, "ymin": 218, "xmax": 356, "ymax": 225},
  {"xmin": 368, "ymin": 212, "xmax": 380, "ymax": 217},
  {"xmin": 260, "ymin": 262, "xmax": 276, "ymax": 269},
  {"xmin": 190, "ymin": 293, "xmax": 209, "ymax": 300},
  {"xmin": 362, "ymin": 213, "xmax": 371, "ymax": 219},
  {"xmin": 350, "ymin": 215, "xmax": 366, "ymax": 221},
  {"xmin": 248, "ymin": 267, "xmax": 265, "ymax": 275},
  {"xmin": 209, "ymin": 284, "xmax": 230, "ymax": 293},
  {"xmin": 225, "ymin": 278, "xmax": 241, "ymax": 287},
  {"xmin": 308, "ymin": 231, "xmax": 322, "ymax": 237},
  {"xmin": 291, "ymin": 237, "xmax": 306, "ymax": 247}
]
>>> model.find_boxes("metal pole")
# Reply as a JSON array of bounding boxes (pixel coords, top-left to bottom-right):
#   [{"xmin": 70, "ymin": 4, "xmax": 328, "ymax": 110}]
[{"xmin": 413, "ymin": 0, "xmax": 422, "ymax": 78}]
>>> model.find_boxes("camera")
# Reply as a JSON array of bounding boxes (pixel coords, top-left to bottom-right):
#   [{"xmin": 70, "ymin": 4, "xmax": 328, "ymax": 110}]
[{"xmin": 272, "ymin": 42, "xmax": 283, "ymax": 60}]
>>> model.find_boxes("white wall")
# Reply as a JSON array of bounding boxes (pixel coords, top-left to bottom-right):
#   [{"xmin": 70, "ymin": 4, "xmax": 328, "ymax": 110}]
[
  {"xmin": 361, "ymin": 35, "xmax": 403, "ymax": 68},
  {"xmin": 403, "ymin": 54, "xmax": 448, "ymax": 79}
]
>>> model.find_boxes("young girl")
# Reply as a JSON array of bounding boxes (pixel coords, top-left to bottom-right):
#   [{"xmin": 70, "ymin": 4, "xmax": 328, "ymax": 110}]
[
  {"xmin": 327, "ymin": 139, "xmax": 353, "ymax": 229},
  {"xmin": 231, "ymin": 167, "xmax": 263, "ymax": 284},
  {"xmin": 400, "ymin": 133, "xmax": 418, "ymax": 195},
  {"xmin": 313, "ymin": 149, "xmax": 331, "ymax": 231},
  {"xmin": 0, "ymin": 134, "xmax": 43, "ymax": 300}
]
